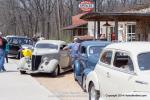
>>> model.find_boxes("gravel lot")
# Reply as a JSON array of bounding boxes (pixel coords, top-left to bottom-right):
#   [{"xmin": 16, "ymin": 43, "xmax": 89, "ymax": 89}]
[{"xmin": 33, "ymin": 71, "xmax": 88, "ymax": 100}]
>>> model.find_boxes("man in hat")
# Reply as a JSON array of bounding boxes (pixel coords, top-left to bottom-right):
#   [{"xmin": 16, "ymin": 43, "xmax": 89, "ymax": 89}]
[
  {"xmin": 63, "ymin": 38, "xmax": 80, "ymax": 67},
  {"xmin": 0, "ymin": 32, "xmax": 7, "ymax": 71}
]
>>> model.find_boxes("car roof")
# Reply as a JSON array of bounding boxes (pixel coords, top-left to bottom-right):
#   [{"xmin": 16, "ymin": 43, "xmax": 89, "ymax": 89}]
[
  {"xmin": 36, "ymin": 40, "xmax": 66, "ymax": 45},
  {"xmin": 105, "ymin": 42, "xmax": 150, "ymax": 54},
  {"xmin": 6, "ymin": 35, "xmax": 28, "ymax": 38},
  {"xmin": 81, "ymin": 40, "xmax": 111, "ymax": 47}
]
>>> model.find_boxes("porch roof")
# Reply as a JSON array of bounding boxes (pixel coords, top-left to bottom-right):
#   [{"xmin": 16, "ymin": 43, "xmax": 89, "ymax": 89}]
[
  {"xmin": 80, "ymin": 12, "xmax": 150, "ymax": 21},
  {"xmin": 62, "ymin": 22, "xmax": 88, "ymax": 30}
]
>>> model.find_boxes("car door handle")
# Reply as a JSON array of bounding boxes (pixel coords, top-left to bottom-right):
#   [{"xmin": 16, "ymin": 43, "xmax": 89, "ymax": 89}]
[
  {"xmin": 106, "ymin": 72, "xmax": 110, "ymax": 78},
  {"xmin": 135, "ymin": 80, "xmax": 148, "ymax": 85}
]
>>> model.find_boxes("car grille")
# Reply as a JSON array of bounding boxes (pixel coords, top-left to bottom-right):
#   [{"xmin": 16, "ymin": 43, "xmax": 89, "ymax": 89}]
[{"xmin": 32, "ymin": 55, "xmax": 42, "ymax": 71}]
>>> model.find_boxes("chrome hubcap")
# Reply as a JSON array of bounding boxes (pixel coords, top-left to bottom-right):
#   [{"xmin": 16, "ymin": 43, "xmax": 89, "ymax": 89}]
[
  {"xmin": 90, "ymin": 86, "xmax": 96, "ymax": 100},
  {"xmin": 82, "ymin": 76, "xmax": 86, "ymax": 89},
  {"xmin": 55, "ymin": 67, "xmax": 58, "ymax": 75}
]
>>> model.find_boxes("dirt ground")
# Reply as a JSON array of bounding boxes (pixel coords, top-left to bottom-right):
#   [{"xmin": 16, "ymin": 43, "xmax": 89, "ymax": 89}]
[{"xmin": 33, "ymin": 71, "xmax": 88, "ymax": 100}]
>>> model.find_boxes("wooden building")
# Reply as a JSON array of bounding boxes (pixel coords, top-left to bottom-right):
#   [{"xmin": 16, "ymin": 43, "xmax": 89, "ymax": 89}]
[
  {"xmin": 63, "ymin": 13, "xmax": 88, "ymax": 37},
  {"xmin": 80, "ymin": 11, "xmax": 150, "ymax": 41}
]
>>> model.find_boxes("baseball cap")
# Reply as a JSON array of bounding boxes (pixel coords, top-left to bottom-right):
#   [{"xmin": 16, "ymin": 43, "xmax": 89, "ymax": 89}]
[{"xmin": 73, "ymin": 37, "xmax": 80, "ymax": 43}]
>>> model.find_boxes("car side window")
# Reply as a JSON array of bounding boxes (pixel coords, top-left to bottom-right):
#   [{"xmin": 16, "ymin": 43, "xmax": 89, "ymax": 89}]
[
  {"xmin": 113, "ymin": 52, "xmax": 134, "ymax": 72},
  {"xmin": 60, "ymin": 45, "xmax": 66, "ymax": 50},
  {"xmin": 100, "ymin": 51, "xmax": 112, "ymax": 65},
  {"xmin": 80, "ymin": 46, "xmax": 86, "ymax": 54}
]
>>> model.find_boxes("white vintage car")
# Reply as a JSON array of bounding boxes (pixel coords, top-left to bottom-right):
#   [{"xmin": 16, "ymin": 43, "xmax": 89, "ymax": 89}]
[
  {"xmin": 86, "ymin": 42, "xmax": 150, "ymax": 100},
  {"xmin": 18, "ymin": 40, "xmax": 72, "ymax": 76}
]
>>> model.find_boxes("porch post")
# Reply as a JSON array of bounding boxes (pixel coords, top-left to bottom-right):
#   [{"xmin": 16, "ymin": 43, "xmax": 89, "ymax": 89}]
[
  {"xmin": 97, "ymin": 21, "xmax": 100, "ymax": 39},
  {"xmin": 115, "ymin": 19, "xmax": 118, "ymax": 41},
  {"xmin": 94, "ymin": 21, "xmax": 96, "ymax": 39}
]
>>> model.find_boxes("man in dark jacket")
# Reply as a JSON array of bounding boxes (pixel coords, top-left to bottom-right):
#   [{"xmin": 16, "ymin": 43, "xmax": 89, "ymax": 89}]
[{"xmin": 0, "ymin": 32, "xmax": 7, "ymax": 71}]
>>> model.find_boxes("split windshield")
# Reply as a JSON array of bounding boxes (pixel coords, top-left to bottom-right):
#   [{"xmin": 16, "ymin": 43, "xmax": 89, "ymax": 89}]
[
  {"xmin": 8, "ymin": 37, "xmax": 33, "ymax": 45},
  {"xmin": 89, "ymin": 46, "xmax": 104, "ymax": 56}
]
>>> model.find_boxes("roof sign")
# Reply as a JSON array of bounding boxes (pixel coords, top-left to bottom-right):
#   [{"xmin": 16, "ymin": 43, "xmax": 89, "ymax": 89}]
[{"xmin": 79, "ymin": 0, "xmax": 94, "ymax": 12}]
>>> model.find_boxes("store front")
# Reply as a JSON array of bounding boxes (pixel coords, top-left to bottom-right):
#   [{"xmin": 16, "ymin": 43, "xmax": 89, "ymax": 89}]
[{"xmin": 80, "ymin": 12, "xmax": 150, "ymax": 41}]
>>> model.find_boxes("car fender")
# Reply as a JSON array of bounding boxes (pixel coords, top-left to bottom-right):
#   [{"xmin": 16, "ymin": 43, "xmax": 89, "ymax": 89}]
[
  {"xmin": 46, "ymin": 59, "xmax": 59, "ymax": 72},
  {"xmin": 18, "ymin": 57, "xmax": 26, "ymax": 68},
  {"xmin": 74, "ymin": 60, "xmax": 81, "ymax": 76},
  {"xmin": 18, "ymin": 57, "xmax": 31, "ymax": 70},
  {"xmin": 83, "ymin": 68, "xmax": 92, "ymax": 77},
  {"xmin": 86, "ymin": 71, "xmax": 100, "ymax": 92}
]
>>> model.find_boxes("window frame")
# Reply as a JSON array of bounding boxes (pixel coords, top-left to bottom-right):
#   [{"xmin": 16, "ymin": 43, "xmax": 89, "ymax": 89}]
[
  {"xmin": 138, "ymin": 52, "xmax": 150, "ymax": 71},
  {"xmin": 127, "ymin": 24, "xmax": 136, "ymax": 41},
  {"xmin": 100, "ymin": 50, "xmax": 113, "ymax": 65},
  {"xmin": 112, "ymin": 50, "xmax": 135, "ymax": 74},
  {"xmin": 80, "ymin": 46, "xmax": 87, "ymax": 54}
]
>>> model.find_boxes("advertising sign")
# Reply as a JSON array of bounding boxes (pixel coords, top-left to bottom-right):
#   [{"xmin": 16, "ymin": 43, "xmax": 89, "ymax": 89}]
[{"xmin": 79, "ymin": 0, "xmax": 94, "ymax": 12}]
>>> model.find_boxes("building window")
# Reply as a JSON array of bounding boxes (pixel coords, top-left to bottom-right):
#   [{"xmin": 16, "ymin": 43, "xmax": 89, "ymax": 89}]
[{"xmin": 127, "ymin": 25, "xmax": 136, "ymax": 41}]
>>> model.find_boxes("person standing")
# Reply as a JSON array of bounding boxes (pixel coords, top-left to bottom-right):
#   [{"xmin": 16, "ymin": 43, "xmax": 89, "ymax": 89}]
[
  {"xmin": 5, "ymin": 43, "xmax": 9, "ymax": 63},
  {"xmin": 0, "ymin": 32, "xmax": 7, "ymax": 71},
  {"xmin": 63, "ymin": 38, "xmax": 80, "ymax": 67}
]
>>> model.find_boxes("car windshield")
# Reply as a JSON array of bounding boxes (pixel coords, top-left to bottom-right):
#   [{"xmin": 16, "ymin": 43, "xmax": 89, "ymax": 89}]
[
  {"xmin": 89, "ymin": 46, "xmax": 104, "ymax": 56},
  {"xmin": 138, "ymin": 52, "xmax": 150, "ymax": 70},
  {"xmin": 36, "ymin": 43, "xmax": 58, "ymax": 49},
  {"xmin": 8, "ymin": 37, "xmax": 33, "ymax": 45}
]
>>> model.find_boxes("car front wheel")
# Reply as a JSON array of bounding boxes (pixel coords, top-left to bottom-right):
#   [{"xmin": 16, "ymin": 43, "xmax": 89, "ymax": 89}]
[
  {"xmin": 89, "ymin": 82, "xmax": 100, "ymax": 100},
  {"xmin": 82, "ymin": 75, "xmax": 86, "ymax": 92},
  {"xmin": 52, "ymin": 66, "xmax": 59, "ymax": 77},
  {"xmin": 20, "ymin": 70, "xmax": 26, "ymax": 74}
]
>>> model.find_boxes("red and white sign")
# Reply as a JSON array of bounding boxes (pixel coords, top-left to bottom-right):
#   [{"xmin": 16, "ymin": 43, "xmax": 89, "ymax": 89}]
[{"xmin": 79, "ymin": 0, "xmax": 94, "ymax": 12}]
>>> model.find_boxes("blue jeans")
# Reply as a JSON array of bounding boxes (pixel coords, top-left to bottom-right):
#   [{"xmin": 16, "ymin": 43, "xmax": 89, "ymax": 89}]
[
  {"xmin": 71, "ymin": 56, "xmax": 78, "ymax": 69},
  {"xmin": 0, "ymin": 49, "xmax": 5, "ymax": 71}
]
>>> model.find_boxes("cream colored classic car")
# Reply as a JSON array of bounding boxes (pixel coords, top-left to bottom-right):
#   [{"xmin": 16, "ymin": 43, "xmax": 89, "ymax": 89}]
[
  {"xmin": 18, "ymin": 40, "xmax": 71, "ymax": 76},
  {"xmin": 86, "ymin": 42, "xmax": 150, "ymax": 100}
]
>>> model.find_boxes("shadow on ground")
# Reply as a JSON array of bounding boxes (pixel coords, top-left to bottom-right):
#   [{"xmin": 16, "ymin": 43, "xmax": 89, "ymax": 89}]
[
  {"xmin": 8, "ymin": 56, "xmax": 18, "ymax": 60},
  {"xmin": 31, "ymin": 70, "xmax": 73, "ymax": 78}
]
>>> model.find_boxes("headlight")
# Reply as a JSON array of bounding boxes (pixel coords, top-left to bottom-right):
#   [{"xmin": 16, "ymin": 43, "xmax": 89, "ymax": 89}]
[
  {"xmin": 43, "ymin": 57, "xmax": 48, "ymax": 62},
  {"xmin": 42, "ymin": 57, "xmax": 49, "ymax": 65}
]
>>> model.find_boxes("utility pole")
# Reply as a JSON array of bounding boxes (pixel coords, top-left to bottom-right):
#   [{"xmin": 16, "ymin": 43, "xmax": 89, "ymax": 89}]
[
  {"xmin": 77, "ymin": 0, "xmax": 97, "ymax": 39},
  {"xmin": 94, "ymin": 0, "xmax": 96, "ymax": 12},
  {"xmin": 93, "ymin": 0, "xmax": 97, "ymax": 39},
  {"xmin": 56, "ymin": 0, "xmax": 60, "ymax": 40}
]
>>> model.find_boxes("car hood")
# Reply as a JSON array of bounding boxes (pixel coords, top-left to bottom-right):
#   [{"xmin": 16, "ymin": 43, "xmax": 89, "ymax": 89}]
[
  {"xmin": 21, "ymin": 44, "xmax": 33, "ymax": 49},
  {"xmin": 33, "ymin": 48, "xmax": 59, "ymax": 55}
]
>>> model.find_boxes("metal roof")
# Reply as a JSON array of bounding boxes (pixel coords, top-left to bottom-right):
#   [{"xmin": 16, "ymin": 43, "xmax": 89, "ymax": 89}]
[
  {"xmin": 80, "ymin": 12, "xmax": 150, "ymax": 21},
  {"xmin": 62, "ymin": 22, "xmax": 88, "ymax": 30}
]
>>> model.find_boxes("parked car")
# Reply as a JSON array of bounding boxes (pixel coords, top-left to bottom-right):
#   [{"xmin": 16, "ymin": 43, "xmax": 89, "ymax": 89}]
[
  {"xmin": 18, "ymin": 40, "xmax": 72, "ymax": 76},
  {"xmin": 86, "ymin": 42, "xmax": 150, "ymax": 100},
  {"xmin": 6, "ymin": 35, "xmax": 33, "ymax": 59},
  {"xmin": 74, "ymin": 41, "xmax": 110, "ymax": 91}
]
